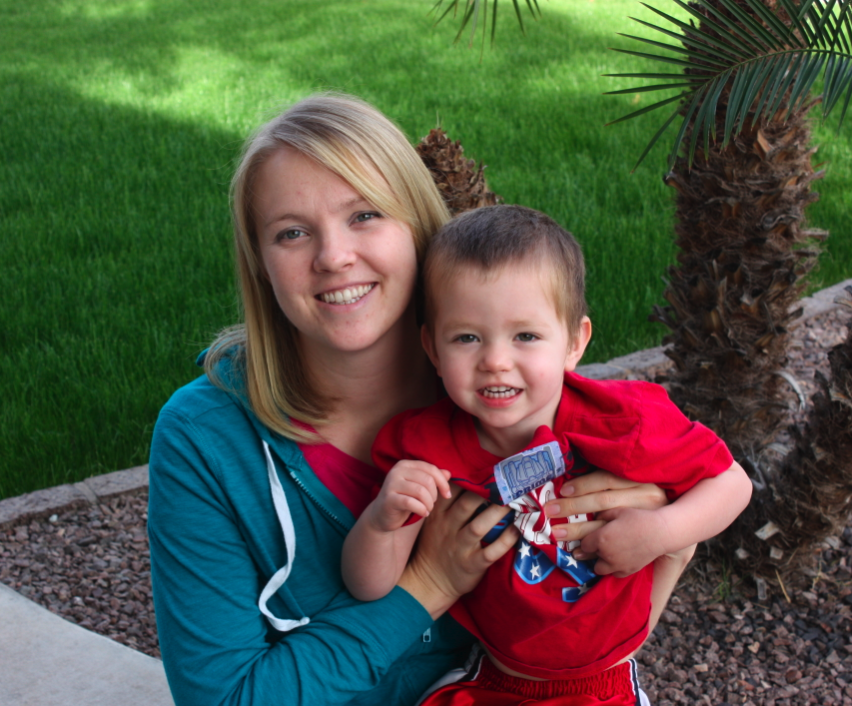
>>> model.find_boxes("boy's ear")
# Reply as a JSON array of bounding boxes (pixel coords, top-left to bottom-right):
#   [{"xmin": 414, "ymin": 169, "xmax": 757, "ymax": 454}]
[
  {"xmin": 420, "ymin": 324, "xmax": 442, "ymax": 377},
  {"xmin": 565, "ymin": 317, "xmax": 592, "ymax": 373}
]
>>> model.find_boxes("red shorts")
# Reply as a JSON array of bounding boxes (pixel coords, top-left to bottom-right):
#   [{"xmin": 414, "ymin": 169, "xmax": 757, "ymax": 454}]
[{"xmin": 417, "ymin": 652, "xmax": 648, "ymax": 706}]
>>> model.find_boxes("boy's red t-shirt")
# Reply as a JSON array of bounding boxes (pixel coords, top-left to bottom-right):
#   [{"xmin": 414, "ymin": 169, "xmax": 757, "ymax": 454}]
[{"xmin": 371, "ymin": 373, "xmax": 734, "ymax": 679}]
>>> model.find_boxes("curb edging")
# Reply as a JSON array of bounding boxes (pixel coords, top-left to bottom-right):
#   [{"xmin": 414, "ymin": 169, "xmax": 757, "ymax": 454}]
[{"xmin": 0, "ymin": 466, "xmax": 149, "ymax": 530}]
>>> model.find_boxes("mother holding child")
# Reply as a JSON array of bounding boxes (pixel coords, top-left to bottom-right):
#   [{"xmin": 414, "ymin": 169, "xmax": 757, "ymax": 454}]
[{"xmin": 148, "ymin": 93, "xmax": 751, "ymax": 706}]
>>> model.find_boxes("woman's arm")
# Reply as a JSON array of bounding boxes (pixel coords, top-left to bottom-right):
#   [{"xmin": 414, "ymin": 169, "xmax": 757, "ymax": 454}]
[
  {"xmin": 648, "ymin": 544, "xmax": 696, "ymax": 634},
  {"xmin": 150, "ymin": 399, "xmax": 516, "ymax": 706}
]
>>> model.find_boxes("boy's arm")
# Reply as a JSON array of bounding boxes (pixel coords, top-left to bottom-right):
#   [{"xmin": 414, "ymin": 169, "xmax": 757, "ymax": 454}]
[
  {"xmin": 342, "ymin": 515, "xmax": 423, "ymax": 602},
  {"xmin": 648, "ymin": 544, "xmax": 696, "ymax": 634},
  {"xmin": 342, "ymin": 459, "xmax": 452, "ymax": 602},
  {"xmin": 580, "ymin": 461, "xmax": 752, "ymax": 577}
]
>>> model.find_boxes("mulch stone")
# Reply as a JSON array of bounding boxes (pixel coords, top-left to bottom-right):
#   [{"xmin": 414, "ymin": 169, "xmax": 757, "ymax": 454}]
[
  {"xmin": 0, "ymin": 493, "xmax": 158, "ymax": 658},
  {"xmin": 1, "ymin": 299, "xmax": 852, "ymax": 704}
]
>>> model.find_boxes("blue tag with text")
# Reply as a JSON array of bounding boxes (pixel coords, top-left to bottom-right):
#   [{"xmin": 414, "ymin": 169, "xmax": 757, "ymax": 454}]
[{"xmin": 493, "ymin": 441, "xmax": 564, "ymax": 504}]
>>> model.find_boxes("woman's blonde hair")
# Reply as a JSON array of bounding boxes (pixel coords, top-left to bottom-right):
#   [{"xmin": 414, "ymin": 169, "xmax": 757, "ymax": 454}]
[{"xmin": 205, "ymin": 94, "xmax": 450, "ymax": 442}]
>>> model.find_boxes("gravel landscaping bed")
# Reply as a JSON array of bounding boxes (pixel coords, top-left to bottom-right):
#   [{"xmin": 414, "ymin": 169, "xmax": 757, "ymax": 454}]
[{"xmin": 2, "ymin": 305, "xmax": 852, "ymax": 704}]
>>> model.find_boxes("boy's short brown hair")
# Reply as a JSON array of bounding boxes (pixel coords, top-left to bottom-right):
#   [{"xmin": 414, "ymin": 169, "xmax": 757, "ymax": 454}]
[{"xmin": 422, "ymin": 204, "xmax": 587, "ymax": 337}]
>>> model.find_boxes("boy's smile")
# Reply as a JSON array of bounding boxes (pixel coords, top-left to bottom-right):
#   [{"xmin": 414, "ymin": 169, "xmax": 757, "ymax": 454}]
[{"xmin": 422, "ymin": 261, "xmax": 591, "ymax": 458}]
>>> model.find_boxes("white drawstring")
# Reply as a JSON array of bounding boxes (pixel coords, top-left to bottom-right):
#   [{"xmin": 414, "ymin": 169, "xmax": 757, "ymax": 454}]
[{"xmin": 258, "ymin": 441, "xmax": 310, "ymax": 632}]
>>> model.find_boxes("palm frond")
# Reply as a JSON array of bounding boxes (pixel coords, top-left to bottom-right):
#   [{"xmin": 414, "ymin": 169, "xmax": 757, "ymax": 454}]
[
  {"xmin": 609, "ymin": 0, "xmax": 852, "ymax": 168},
  {"xmin": 431, "ymin": 0, "xmax": 540, "ymax": 46}
]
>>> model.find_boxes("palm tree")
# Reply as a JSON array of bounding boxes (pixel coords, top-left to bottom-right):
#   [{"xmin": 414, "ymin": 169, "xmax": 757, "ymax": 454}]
[
  {"xmin": 432, "ymin": 0, "xmax": 852, "ymax": 581},
  {"xmin": 606, "ymin": 0, "xmax": 852, "ymax": 580}
]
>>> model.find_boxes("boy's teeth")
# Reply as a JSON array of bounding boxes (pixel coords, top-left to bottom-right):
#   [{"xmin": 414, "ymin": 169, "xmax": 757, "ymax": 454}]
[
  {"xmin": 319, "ymin": 284, "xmax": 374, "ymax": 305},
  {"xmin": 482, "ymin": 386, "xmax": 519, "ymax": 399}
]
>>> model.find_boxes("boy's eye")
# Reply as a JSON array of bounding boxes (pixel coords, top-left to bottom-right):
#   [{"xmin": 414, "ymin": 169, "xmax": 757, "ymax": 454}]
[
  {"xmin": 455, "ymin": 334, "xmax": 479, "ymax": 344},
  {"xmin": 516, "ymin": 333, "xmax": 538, "ymax": 342}
]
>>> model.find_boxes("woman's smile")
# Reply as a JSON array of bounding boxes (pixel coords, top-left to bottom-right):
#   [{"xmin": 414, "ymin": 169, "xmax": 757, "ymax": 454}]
[{"xmin": 317, "ymin": 283, "xmax": 376, "ymax": 305}]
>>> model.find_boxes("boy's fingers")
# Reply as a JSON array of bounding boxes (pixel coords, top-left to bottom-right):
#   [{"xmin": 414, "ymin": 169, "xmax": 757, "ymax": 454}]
[
  {"xmin": 434, "ymin": 468, "xmax": 453, "ymax": 498},
  {"xmin": 401, "ymin": 481, "xmax": 438, "ymax": 512}
]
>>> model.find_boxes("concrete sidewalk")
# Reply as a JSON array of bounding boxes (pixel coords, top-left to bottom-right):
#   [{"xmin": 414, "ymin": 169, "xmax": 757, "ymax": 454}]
[{"xmin": 0, "ymin": 582, "xmax": 173, "ymax": 706}]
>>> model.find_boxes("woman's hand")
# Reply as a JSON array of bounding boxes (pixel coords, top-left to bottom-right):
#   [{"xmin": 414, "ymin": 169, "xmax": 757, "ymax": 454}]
[
  {"xmin": 544, "ymin": 470, "xmax": 667, "ymax": 541},
  {"xmin": 398, "ymin": 487, "xmax": 519, "ymax": 620},
  {"xmin": 543, "ymin": 470, "xmax": 668, "ymax": 572}
]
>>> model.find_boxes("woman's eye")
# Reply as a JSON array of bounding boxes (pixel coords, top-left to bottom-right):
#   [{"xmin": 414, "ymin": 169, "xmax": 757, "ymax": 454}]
[
  {"xmin": 275, "ymin": 228, "xmax": 307, "ymax": 242},
  {"xmin": 455, "ymin": 334, "xmax": 479, "ymax": 344},
  {"xmin": 516, "ymin": 333, "xmax": 538, "ymax": 342},
  {"xmin": 354, "ymin": 211, "xmax": 381, "ymax": 223}
]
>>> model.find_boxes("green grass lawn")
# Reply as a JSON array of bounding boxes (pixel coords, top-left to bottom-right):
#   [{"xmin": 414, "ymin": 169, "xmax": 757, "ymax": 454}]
[{"xmin": 2, "ymin": 0, "xmax": 851, "ymax": 498}]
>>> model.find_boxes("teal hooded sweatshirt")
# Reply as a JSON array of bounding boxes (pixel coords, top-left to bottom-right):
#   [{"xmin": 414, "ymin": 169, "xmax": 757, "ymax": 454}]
[{"xmin": 148, "ymin": 352, "xmax": 472, "ymax": 706}]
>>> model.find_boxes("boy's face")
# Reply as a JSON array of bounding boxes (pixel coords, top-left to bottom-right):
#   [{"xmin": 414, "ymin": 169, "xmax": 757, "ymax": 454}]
[{"xmin": 422, "ymin": 262, "xmax": 590, "ymax": 457}]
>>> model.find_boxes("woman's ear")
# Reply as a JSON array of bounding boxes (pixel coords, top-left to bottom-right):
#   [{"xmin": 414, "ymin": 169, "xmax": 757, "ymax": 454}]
[
  {"xmin": 420, "ymin": 324, "xmax": 443, "ymax": 377},
  {"xmin": 565, "ymin": 317, "xmax": 592, "ymax": 372}
]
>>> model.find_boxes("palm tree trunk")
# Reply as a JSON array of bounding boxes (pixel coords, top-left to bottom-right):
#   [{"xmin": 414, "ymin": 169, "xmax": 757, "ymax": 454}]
[{"xmin": 654, "ymin": 97, "xmax": 824, "ymax": 460}]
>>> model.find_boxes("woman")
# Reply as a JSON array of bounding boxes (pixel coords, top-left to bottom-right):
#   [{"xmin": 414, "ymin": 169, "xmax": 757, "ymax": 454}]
[{"xmin": 147, "ymin": 94, "xmax": 677, "ymax": 706}]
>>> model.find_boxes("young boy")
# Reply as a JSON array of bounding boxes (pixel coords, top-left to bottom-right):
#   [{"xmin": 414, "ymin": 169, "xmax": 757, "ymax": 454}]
[{"xmin": 342, "ymin": 205, "xmax": 752, "ymax": 705}]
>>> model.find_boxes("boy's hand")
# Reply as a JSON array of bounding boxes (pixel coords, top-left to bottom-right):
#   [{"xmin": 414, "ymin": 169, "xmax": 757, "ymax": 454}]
[
  {"xmin": 577, "ymin": 507, "xmax": 671, "ymax": 578},
  {"xmin": 366, "ymin": 460, "xmax": 452, "ymax": 533}
]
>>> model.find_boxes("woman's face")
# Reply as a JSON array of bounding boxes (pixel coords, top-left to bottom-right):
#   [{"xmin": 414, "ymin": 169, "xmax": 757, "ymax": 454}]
[{"xmin": 253, "ymin": 147, "xmax": 419, "ymax": 359}]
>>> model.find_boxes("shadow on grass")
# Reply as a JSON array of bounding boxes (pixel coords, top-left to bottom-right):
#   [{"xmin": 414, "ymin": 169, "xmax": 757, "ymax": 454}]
[{"xmin": 0, "ymin": 77, "xmax": 240, "ymax": 499}]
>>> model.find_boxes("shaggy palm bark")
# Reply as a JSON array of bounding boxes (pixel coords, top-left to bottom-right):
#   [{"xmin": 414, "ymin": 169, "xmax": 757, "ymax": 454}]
[
  {"xmin": 649, "ymin": 0, "xmax": 852, "ymax": 579},
  {"xmin": 416, "ymin": 128, "xmax": 501, "ymax": 215},
  {"xmin": 653, "ymin": 102, "xmax": 823, "ymax": 458},
  {"xmin": 729, "ymin": 294, "xmax": 852, "ymax": 576}
]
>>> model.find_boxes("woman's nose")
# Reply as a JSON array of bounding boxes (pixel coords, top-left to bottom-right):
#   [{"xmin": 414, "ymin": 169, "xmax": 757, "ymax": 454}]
[{"xmin": 313, "ymin": 228, "xmax": 356, "ymax": 273}]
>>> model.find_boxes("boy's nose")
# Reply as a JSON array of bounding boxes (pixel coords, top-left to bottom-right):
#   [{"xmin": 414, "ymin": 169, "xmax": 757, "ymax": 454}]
[{"xmin": 479, "ymin": 344, "xmax": 513, "ymax": 372}]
